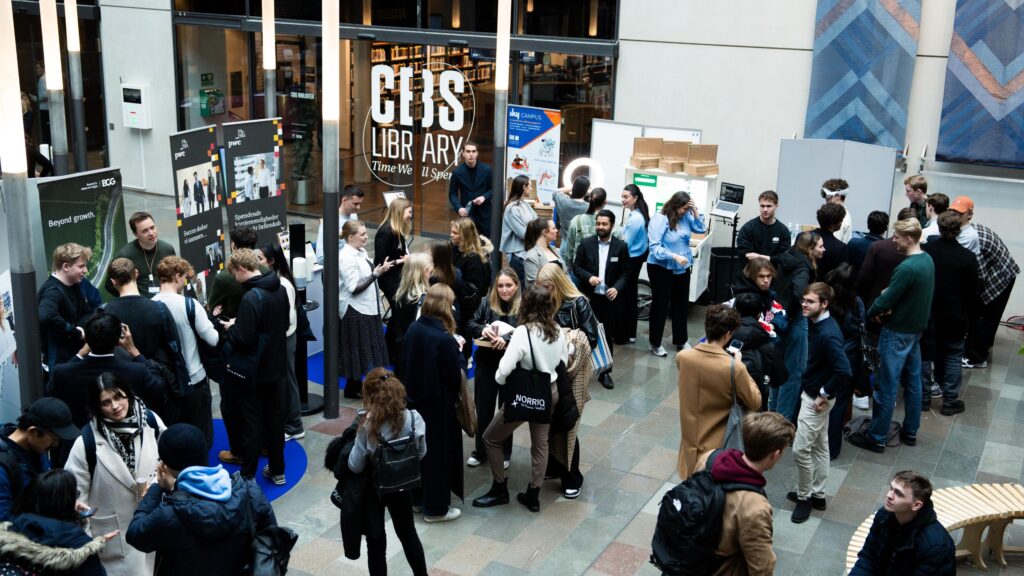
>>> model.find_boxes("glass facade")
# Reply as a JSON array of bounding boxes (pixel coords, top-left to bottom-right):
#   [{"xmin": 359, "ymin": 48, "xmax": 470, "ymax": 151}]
[{"xmin": 173, "ymin": 0, "xmax": 616, "ymax": 236}]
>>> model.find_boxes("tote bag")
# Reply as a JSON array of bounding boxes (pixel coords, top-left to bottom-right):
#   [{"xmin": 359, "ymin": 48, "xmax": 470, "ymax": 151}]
[
  {"xmin": 722, "ymin": 357, "xmax": 745, "ymax": 451},
  {"xmin": 503, "ymin": 330, "xmax": 553, "ymax": 424},
  {"xmin": 590, "ymin": 322, "xmax": 613, "ymax": 374}
]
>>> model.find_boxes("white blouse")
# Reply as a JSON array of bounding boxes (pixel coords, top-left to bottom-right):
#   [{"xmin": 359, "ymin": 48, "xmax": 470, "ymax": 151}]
[{"xmin": 338, "ymin": 243, "xmax": 380, "ymax": 318}]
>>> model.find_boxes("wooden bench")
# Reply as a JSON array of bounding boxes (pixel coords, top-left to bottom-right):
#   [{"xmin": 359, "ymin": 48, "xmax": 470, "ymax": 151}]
[{"xmin": 845, "ymin": 483, "xmax": 1024, "ymax": 574}]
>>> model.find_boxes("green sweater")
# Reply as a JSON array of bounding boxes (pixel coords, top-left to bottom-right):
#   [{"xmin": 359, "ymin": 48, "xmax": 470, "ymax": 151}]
[
  {"xmin": 866, "ymin": 251, "xmax": 934, "ymax": 334},
  {"xmin": 105, "ymin": 239, "xmax": 177, "ymax": 297}
]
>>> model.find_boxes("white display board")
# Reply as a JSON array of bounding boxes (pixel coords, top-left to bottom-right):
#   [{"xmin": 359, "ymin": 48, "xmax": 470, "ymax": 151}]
[
  {"xmin": 643, "ymin": 125, "xmax": 703, "ymax": 145},
  {"xmin": 589, "ymin": 119, "xmax": 643, "ymax": 205},
  {"xmin": 776, "ymin": 139, "xmax": 897, "ymax": 231}
]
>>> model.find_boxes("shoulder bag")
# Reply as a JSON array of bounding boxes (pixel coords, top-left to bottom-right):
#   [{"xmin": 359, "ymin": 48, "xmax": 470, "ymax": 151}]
[
  {"xmin": 240, "ymin": 474, "xmax": 298, "ymax": 576},
  {"xmin": 722, "ymin": 355, "xmax": 745, "ymax": 451},
  {"xmin": 503, "ymin": 329, "xmax": 553, "ymax": 424},
  {"xmin": 455, "ymin": 369, "xmax": 477, "ymax": 437}
]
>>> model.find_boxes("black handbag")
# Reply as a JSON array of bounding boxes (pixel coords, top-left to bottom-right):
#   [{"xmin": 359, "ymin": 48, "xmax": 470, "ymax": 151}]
[
  {"xmin": 240, "ymin": 474, "xmax": 298, "ymax": 576},
  {"xmin": 374, "ymin": 410, "xmax": 422, "ymax": 496},
  {"xmin": 503, "ymin": 330, "xmax": 553, "ymax": 424}
]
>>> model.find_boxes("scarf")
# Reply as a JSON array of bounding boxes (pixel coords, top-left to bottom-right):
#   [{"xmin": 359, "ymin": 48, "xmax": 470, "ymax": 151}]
[{"xmin": 97, "ymin": 398, "xmax": 148, "ymax": 474}]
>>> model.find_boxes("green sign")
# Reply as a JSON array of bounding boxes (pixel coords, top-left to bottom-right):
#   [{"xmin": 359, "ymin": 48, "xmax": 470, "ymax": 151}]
[
  {"xmin": 633, "ymin": 173, "xmax": 657, "ymax": 187},
  {"xmin": 200, "ymin": 72, "xmax": 214, "ymax": 87}
]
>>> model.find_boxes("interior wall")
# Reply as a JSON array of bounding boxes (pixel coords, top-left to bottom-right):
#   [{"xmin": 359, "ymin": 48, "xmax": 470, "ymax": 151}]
[
  {"xmin": 616, "ymin": 0, "xmax": 1024, "ymax": 315},
  {"xmin": 98, "ymin": 0, "xmax": 176, "ymax": 196}
]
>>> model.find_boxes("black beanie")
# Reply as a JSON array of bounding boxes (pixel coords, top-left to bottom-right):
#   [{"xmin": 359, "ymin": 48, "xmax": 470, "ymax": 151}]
[{"xmin": 158, "ymin": 424, "xmax": 209, "ymax": 471}]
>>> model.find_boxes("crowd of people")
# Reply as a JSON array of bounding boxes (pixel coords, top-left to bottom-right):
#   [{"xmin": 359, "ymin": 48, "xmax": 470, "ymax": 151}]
[{"xmin": 3, "ymin": 155, "xmax": 1015, "ymax": 574}]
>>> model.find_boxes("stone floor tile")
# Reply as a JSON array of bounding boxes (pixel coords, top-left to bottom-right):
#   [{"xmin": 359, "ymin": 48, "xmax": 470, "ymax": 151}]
[
  {"xmin": 433, "ymin": 534, "xmax": 509, "ymax": 576},
  {"xmin": 614, "ymin": 511, "xmax": 657, "ymax": 550},
  {"xmin": 589, "ymin": 541, "xmax": 651, "ymax": 576},
  {"xmin": 934, "ymin": 449, "xmax": 982, "ymax": 484},
  {"xmin": 628, "ymin": 446, "xmax": 678, "ymax": 481}
]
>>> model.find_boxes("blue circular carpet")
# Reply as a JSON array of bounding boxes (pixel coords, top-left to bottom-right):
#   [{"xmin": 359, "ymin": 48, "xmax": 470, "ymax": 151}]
[{"xmin": 206, "ymin": 419, "xmax": 307, "ymax": 501}]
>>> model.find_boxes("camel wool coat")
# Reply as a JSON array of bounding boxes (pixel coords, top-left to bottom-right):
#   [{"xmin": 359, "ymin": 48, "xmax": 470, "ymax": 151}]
[{"xmin": 676, "ymin": 343, "xmax": 762, "ymax": 479}]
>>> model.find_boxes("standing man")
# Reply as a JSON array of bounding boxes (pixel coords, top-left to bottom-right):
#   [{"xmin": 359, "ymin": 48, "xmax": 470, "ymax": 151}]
[
  {"xmin": 821, "ymin": 179, "xmax": 853, "ymax": 243},
  {"xmin": 811, "ymin": 203, "xmax": 849, "ymax": 281},
  {"xmin": 206, "ymin": 169, "xmax": 217, "ymax": 210},
  {"xmin": 107, "ymin": 211, "xmax": 177, "ymax": 297},
  {"xmin": 192, "ymin": 171, "xmax": 205, "ymax": 214},
  {"xmin": 573, "ymin": 209, "xmax": 629, "ymax": 389},
  {"xmin": 920, "ymin": 193, "xmax": 949, "ymax": 243},
  {"xmin": 847, "ymin": 211, "xmax": 889, "ymax": 273},
  {"xmin": 922, "ymin": 212, "xmax": 978, "ymax": 415},
  {"xmin": 316, "ymin": 185, "xmax": 364, "ymax": 264},
  {"xmin": 904, "ymin": 174, "xmax": 929, "ymax": 228},
  {"xmin": 218, "ymin": 249, "xmax": 289, "ymax": 483},
  {"xmin": 788, "ymin": 283, "xmax": 851, "ymax": 523},
  {"xmin": 736, "ymin": 190, "xmax": 791, "ymax": 268},
  {"xmin": 848, "ymin": 219, "xmax": 934, "ymax": 454},
  {"xmin": 257, "ymin": 158, "xmax": 273, "ymax": 199},
  {"xmin": 207, "ymin": 226, "xmax": 262, "ymax": 318},
  {"xmin": 38, "ymin": 243, "xmax": 94, "ymax": 373},
  {"xmin": 964, "ymin": 217, "xmax": 1020, "ymax": 369},
  {"xmin": 449, "ymin": 141, "xmax": 493, "ymax": 239},
  {"xmin": 0, "ymin": 398, "xmax": 79, "ymax": 520},
  {"xmin": 851, "ymin": 471, "xmax": 955, "ymax": 574},
  {"xmin": 947, "ymin": 196, "xmax": 980, "ymax": 255},
  {"xmin": 33, "ymin": 61, "xmax": 49, "ymax": 145}
]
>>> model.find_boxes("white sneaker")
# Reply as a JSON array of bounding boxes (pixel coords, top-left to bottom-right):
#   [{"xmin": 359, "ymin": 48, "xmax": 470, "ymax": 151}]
[
  {"xmin": 424, "ymin": 507, "xmax": 461, "ymax": 523},
  {"xmin": 467, "ymin": 455, "xmax": 482, "ymax": 467},
  {"xmin": 504, "ymin": 460, "xmax": 510, "ymax": 470},
  {"xmin": 650, "ymin": 345, "xmax": 668, "ymax": 357},
  {"xmin": 262, "ymin": 465, "xmax": 286, "ymax": 486},
  {"xmin": 853, "ymin": 395, "xmax": 870, "ymax": 410},
  {"xmin": 284, "ymin": 431, "xmax": 306, "ymax": 442},
  {"xmin": 564, "ymin": 488, "xmax": 581, "ymax": 499},
  {"xmin": 628, "ymin": 338, "xmax": 636, "ymax": 344}
]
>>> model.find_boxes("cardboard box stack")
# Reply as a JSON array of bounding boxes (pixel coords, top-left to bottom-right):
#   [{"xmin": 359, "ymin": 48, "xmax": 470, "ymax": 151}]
[
  {"xmin": 684, "ymin": 144, "xmax": 719, "ymax": 176},
  {"xmin": 658, "ymin": 140, "xmax": 691, "ymax": 173},
  {"xmin": 629, "ymin": 137, "xmax": 663, "ymax": 169}
]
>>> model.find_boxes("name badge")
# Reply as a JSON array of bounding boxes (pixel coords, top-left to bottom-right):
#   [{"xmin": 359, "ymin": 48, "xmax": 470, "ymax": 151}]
[
  {"xmin": 771, "ymin": 237, "xmax": 780, "ymax": 243},
  {"xmin": 610, "ymin": 257, "xmax": 620, "ymax": 262},
  {"xmin": 148, "ymin": 286, "xmax": 159, "ymax": 294}
]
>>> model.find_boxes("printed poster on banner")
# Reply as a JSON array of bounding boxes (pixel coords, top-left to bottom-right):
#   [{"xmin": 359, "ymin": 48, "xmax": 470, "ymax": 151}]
[
  {"xmin": 506, "ymin": 105, "xmax": 561, "ymax": 204},
  {"xmin": 221, "ymin": 118, "xmax": 288, "ymax": 247},
  {"xmin": 36, "ymin": 168, "xmax": 127, "ymax": 296},
  {"xmin": 170, "ymin": 126, "xmax": 226, "ymax": 303}
]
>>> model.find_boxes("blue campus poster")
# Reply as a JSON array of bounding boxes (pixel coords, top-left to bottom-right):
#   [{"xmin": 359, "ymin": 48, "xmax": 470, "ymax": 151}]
[{"xmin": 506, "ymin": 105, "xmax": 561, "ymax": 204}]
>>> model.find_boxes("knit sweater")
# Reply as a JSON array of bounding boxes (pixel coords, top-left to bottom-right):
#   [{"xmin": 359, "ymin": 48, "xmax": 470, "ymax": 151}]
[{"xmin": 866, "ymin": 252, "xmax": 934, "ymax": 334}]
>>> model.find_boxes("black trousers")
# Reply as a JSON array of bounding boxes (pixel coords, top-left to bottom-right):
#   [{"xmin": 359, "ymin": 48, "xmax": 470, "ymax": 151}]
[
  {"xmin": 177, "ymin": 378, "xmax": 214, "ymax": 450},
  {"xmin": 966, "ymin": 278, "xmax": 1015, "ymax": 363},
  {"xmin": 546, "ymin": 438, "xmax": 583, "ymax": 490},
  {"xmin": 590, "ymin": 294, "xmax": 619, "ymax": 374},
  {"xmin": 366, "ymin": 491, "xmax": 428, "ymax": 576},
  {"xmin": 473, "ymin": 348, "xmax": 512, "ymax": 461},
  {"xmin": 616, "ymin": 254, "xmax": 646, "ymax": 344},
  {"xmin": 226, "ymin": 377, "xmax": 286, "ymax": 477},
  {"xmin": 648, "ymin": 264, "xmax": 691, "ymax": 348}
]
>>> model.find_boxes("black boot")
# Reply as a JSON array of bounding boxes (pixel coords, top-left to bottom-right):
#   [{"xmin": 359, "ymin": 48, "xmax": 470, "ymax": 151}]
[
  {"xmin": 472, "ymin": 481, "xmax": 509, "ymax": 507},
  {"xmin": 516, "ymin": 485, "xmax": 541, "ymax": 513}
]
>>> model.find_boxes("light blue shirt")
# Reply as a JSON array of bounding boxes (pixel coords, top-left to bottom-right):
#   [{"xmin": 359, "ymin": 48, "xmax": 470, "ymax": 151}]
[
  {"xmin": 623, "ymin": 209, "xmax": 648, "ymax": 257},
  {"xmin": 647, "ymin": 211, "xmax": 706, "ymax": 274}
]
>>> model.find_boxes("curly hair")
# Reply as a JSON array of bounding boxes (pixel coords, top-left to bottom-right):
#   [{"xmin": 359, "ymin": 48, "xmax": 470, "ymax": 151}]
[{"xmin": 361, "ymin": 368, "xmax": 408, "ymax": 443}]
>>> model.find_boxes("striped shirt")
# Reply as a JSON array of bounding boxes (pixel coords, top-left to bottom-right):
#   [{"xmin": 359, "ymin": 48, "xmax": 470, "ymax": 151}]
[{"xmin": 975, "ymin": 224, "xmax": 1020, "ymax": 305}]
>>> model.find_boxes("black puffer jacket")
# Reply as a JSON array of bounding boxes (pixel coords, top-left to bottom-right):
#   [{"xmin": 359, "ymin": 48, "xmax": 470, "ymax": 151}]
[
  {"xmin": 773, "ymin": 248, "xmax": 814, "ymax": 318},
  {"xmin": 0, "ymin": 514, "xmax": 106, "ymax": 575},
  {"xmin": 850, "ymin": 501, "xmax": 955, "ymax": 575}
]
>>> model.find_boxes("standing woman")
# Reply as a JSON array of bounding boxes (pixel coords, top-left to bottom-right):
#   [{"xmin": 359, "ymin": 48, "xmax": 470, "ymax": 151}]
[
  {"xmin": 257, "ymin": 242, "xmax": 304, "ymax": 441},
  {"xmin": 563, "ymin": 188, "xmax": 608, "ymax": 270},
  {"xmin": 472, "ymin": 285, "xmax": 568, "ymax": 513},
  {"xmin": 646, "ymin": 191, "xmax": 707, "ymax": 357},
  {"xmin": 466, "ymin": 267, "xmax": 521, "ymax": 468},
  {"xmin": 347, "ymin": 368, "xmax": 428, "ymax": 576},
  {"xmin": 339, "ymin": 220, "xmax": 393, "ymax": 399},
  {"xmin": 824, "ymin": 263, "xmax": 864, "ymax": 460},
  {"xmin": 546, "ymin": 328, "xmax": 592, "ymax": 499},
  {"xmin": 401, "ymin": 285, "xmax": 465, "ymax": 523},
  {"xmin": 522, "ymin": 217, "xmax": 564, "ymax": 285},
  {"xmin": 553, "ymin": 175, "xmax": 591, "ymax": 253},
  {"xmin": 500, "ymin": 175, "xmax": 538, "ymax": 284},
  {"xmin": 618, "ymin": 184, "xmax": 650, "ymax": 344},
  {"xmin": 535, "ymin": 263, "xmax": 599, "ymax": 349},
  {"xmin": 772, "ymin": 231, "xmax": 824, "ymax": 420},
  {"xmin": 451, "ymin": 218, "xmax": 490, "ymax": 360},
  {"xmin": 386, "ymin": 252, "xmax": 433, "ymax": 377},
  {"xmin": 375, "ymin": 197, "xmax": 412, "ymax": 309},
  {"xmin": 65, "ymin": 373, "xmax": 165, "ymax": 575},
  {"xmin": 429, "ymin": 241, "xmax": 465, "ymax": 321}
]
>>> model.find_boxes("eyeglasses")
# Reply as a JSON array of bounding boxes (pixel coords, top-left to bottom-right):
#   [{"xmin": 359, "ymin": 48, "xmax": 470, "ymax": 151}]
[{"xmin": 801, "ymin": 298, "xmax": 820, "ymax": 305}]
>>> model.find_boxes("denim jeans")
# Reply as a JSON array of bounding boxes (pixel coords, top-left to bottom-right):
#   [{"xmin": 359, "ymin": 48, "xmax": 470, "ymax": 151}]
[
  {"xmin": 934, "ymin": 336, "xmax": 965, "ymax": 404},
  {"xmin": 770, "ymin": 314, "xmax": 807, "ymax": 421},
  {"xmin": 868, "ymin": 328, "xmax": 922, "ymax": 444}
]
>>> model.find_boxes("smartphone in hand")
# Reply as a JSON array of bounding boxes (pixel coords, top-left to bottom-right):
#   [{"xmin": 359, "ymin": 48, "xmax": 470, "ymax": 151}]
[{"xmin": 726, "ymin": 339, "xmax": 744, "ymax": 354}]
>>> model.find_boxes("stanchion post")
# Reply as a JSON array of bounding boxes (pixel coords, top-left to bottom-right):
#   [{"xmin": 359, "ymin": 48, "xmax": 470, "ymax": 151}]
[
  {"xmin": 64, "ymin": 0, "xmax": 87, "ymax": 172},
  {"xmin": 40, "ymin": 0, "xmax": 68, "ymax": 175},
  {"xmin": 321, "ymin": 0, "xmax": 340, "ymax": 419},
  {"xmin": 489, "ymin": 0, "xmax": 513, "ymax": 275}
]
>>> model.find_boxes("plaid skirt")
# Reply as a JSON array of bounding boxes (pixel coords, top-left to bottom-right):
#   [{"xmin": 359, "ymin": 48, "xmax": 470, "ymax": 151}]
[{"xmin": 339, "ymin": 307, "xmax": 389, "ymax": 381}]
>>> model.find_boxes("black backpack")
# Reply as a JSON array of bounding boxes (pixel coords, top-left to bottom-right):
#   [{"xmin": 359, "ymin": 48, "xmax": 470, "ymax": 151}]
[
  {"xmin": 373, "ymin": 410, "xmax": 422, "ymax": 496},
  {"xmin": 650, "ymin": 450, "xmax": 766, "ymax": 575}
]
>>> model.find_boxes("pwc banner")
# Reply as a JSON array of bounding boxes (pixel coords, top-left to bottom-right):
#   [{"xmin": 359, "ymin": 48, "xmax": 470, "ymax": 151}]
[
  {"xmin": 221, "ymin": 118, "xmax": 288, "ymax": 247},
  {"xmin": 169, "ymin": 126, "xmax": 226, "ymax": 288}
]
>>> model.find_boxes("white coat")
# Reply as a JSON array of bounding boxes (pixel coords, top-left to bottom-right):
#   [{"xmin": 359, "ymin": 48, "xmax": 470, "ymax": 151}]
[{"xmin": 65, "ymin": 412, "xmax": 166, "ymax": 576}]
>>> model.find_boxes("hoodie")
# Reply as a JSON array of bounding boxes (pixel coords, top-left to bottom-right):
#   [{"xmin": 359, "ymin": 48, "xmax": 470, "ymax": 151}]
[
  {"xmin": 0, "ymin": 425, "xmax": 49, "ymax": 522},
  {"xmin": 0, "ymin": 514, "xmax": 107, "ymax": 575},
  {"xmin": 125, "ymin": 468, "xmax": 276, "ymax": 576},
  {"xmin": 226, "ymin": 271, "xmax": 290, "ymax": 384},
  {"xmin": 698, "ymin": 449, "xmax": 775, "ymax": 576}
]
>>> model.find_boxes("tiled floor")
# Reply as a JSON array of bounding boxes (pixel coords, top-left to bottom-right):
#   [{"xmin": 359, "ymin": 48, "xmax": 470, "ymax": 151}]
[{"xmin": 122, "ymin": 190, "xmax": 1024, "ymax": 575}]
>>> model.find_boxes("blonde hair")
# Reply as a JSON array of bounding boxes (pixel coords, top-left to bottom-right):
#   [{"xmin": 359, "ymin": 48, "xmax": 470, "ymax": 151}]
[
  {"xmin": 535, "ymin": 263, "xmax": 582, "ymax": 311},
  {"xmin": 51, "ymin": 243, "xmax": 93, "ymax": 272},
  {"xmin": 341, "ymin": 220, "xmax": 364, "ymax": 242},
  {"xmin": 487, "ymin": 267, "xmax": 521, "ymax": 316},
  {"xmin": 227, "ymin": 248, "xmax": 261, "ymax": 272},
  {"xmin": 451, "ymin": 218, "xmax": 486, "ymax": 262},
  {"xmin": 382, "ymin": 197, "xmax": 412, "ymax": 239},
  {"xmin": 421, "ymin": 284, "xmax": 457, "ymax": 334},
  {"xmin": 395, "ymin": 252, "xmax": 432, "ymax": 304},
  {"xmin": 903, "ymin": 174, "xmax": 927, "ymax": 193},
  {"xmin": 893, "ymin": 218, "xmax": 923, "ymax": 242}
]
